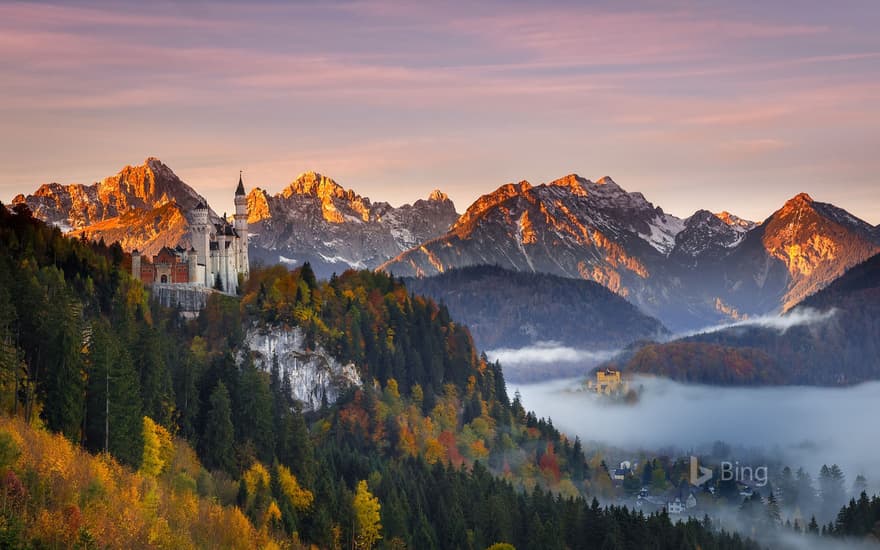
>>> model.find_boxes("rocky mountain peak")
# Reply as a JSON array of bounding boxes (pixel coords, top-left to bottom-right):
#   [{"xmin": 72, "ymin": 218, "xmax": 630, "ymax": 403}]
[
  {"xmin": 95, "ymin": 157, "xmax": 204, "ymax": 213},
  {"xmin": 280, "ymin": 172, "xmax": 371, "ymax": 223},
  {"xmin": 548, "ymin": 174, "xmax": 590, "ymax": 196},
  {"xmin": 715, "ymin": 211, "xmax": 755, "ymax": 232},
  {"xmin": 759, "ymin": 193, "xmax": 880, "ymax": 308},
  {"xmin": 284, "ymin": 172, "xmax": 345, "ymax": 199},
  {"xmin": 246, "ymin": 187, "xmax": 272, "ymax": 223},
  {"xmin": 11, "ymin": 157, "xmax": 209, "ymax": 238},
  {"xmin": 790, "ymin": 192, "xmax": 814, "ymax": 204},
  {"xmin": 452, "ymin": 180, "xmax": 533, "ymax": 233},
  {"xmin": 427, "ymin": 189, "xmax": 449, "ymax": 202},
  {"xmin": 687, "ymin": 209, "xmax": 719, "ymax": 226}
]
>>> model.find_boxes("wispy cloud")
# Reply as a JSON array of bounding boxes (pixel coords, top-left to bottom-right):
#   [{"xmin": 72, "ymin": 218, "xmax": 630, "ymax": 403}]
[
  {"xmin": 1, "ymin": 0, "xmax": 879, "ymax": 223},
  {"xmin": 678, "ymin": 307, "xmax": 838, "ymax": 339}
]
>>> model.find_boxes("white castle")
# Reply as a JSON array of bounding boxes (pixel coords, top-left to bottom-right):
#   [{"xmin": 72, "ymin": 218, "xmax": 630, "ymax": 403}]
[{"xmin": 131, "ymin": 174, "xmax": 249, "ymax": 295}]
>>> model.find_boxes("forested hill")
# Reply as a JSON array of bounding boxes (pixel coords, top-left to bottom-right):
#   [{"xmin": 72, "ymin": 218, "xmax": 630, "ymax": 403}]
[
  {"xmin": 403, "ymin": 265, "xmax": 668, "ymax": 350},
  {"xmin": 0, "ymin": 202, "xmax": 760, "ymax": 549},
  {"xmin": 611, "ymin": 253, "xmax": 880, "ymax": 386}
]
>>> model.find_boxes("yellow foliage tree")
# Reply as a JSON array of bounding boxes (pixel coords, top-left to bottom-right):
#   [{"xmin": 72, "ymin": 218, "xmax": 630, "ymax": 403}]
[
  {"xmin": 352, "ymin": 479, "xmax": 381, "ymax": 550},
  {"xmin": 141, "ymin": 416, "xmax": 173, "ymax": 477},
  {"xmin": 423, "ymin": 437, "xmax": 445, "ymax": 465},
  {"xmin": 243, "ymin": 461, "xmax": 271, "ymax": 512},
  {"xmin": 276, "ymin": 464, "xmax": 314, "ymax": 511}
]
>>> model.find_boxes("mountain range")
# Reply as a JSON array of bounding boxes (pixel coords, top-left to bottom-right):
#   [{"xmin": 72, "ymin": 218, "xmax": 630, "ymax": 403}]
[
  {"xmin": 11, "ymin": 158, "xmax": 880, "ymax": 334},
  {"xmin": 11, "ymin": 160, "xmax": 459, "ymax": 277},
  {"xmin": 381, "ymin": 175, "xmax": 880, "ymax": 330},
  {"xmin": 245, "ymin": 171, "xmax": 458, "ymax": 276}
]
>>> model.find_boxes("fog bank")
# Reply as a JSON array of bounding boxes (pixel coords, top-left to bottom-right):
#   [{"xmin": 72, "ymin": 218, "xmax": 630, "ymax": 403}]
[
  {"xmin": 487, "ymin": 342, "xmax": 617, "ymax": 382},
  {"xmin": 512, "ymin": 376, "xmax": 880, "ymax": 483},
  {"xmin": 676, "ymin": 307, "xmax": 837, "ymax": 339}
]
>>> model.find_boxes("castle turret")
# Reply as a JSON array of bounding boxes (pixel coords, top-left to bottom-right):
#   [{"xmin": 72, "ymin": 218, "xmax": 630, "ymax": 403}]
[
  {"xmin": 234, "ymin": 172, "xmax": 249, "ymax": 280},
  {"xmin": 187, "ymin": 247, "xmax": 199, "ymax": 284},
  {"xmin": 191, "ymin": 201, "xmax": 211, "ymax": 268},
  {"xmin": 131, "ymin": 249, "xmax": 141, "ymax": 281}
]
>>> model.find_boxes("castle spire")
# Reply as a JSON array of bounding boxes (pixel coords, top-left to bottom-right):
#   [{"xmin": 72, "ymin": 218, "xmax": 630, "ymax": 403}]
[{"xmin": 235, "ymin": 170, "xmax": 245, "ymax": 196}]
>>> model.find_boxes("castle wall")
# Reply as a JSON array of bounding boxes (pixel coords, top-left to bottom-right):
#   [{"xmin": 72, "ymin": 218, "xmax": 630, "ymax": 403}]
[{"xmin": 152, "ymin": 283, "xmax": 214, "ymax": 317}]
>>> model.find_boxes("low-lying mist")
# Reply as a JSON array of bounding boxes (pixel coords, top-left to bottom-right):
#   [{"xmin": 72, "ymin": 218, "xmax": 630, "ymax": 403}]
[
  {"xmin": 674, "ymin": 307, "xmax": 838, "ymax": 339},
  {"xmin": 512, "ymin": 376, "xmax": 880, "ymax": 489},
  {"xmin": 487, "ymin": 342, "xmax": 617, "ymax": 382}
]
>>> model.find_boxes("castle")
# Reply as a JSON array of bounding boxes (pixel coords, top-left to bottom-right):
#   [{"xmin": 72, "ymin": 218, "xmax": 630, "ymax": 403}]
[
  {"xmin": 131, "ymin": 175, "xmax": 249, "ymax": 295},
  {"xmin": 587, "ymin": 368, "xmax": 626, "ymax": 395}
]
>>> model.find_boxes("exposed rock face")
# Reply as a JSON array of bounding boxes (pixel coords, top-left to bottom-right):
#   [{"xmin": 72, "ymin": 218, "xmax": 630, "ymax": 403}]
[
  {"xmin": 246, "ymin": 172, "xmax": 458, "ymax": 277},
  {"xmin": 12, "ymin": 157, "xmax": 219, "ymax": 257},
  {"xmin": 241, "ymin": 325, "xmax": 361, "ymax": 411},
  {"xmin": 381, "ymin": 174, "xmax": 880, "ymax": 331}
]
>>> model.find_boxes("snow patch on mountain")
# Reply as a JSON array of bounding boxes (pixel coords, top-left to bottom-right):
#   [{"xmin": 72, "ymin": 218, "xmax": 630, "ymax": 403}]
[{"xmin": 639, "ymin": 214, "xmax": 686, "ymax": 255}]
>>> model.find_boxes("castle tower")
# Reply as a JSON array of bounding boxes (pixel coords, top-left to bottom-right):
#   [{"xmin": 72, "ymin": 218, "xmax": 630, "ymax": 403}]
[
  {"xmin": 191, "ymin": 201, "xmax": 211, "ymax": 269},
  {"xmin": 131, "ymin": 249, "xmax": 141, "ymax": 281},
  {"xmin": 234, "ymin": 172, "xmax": 249, "ymax": 280},
  {"xmin": 187, "ymin": 247, "xmax": 199, "ymax": 284}
]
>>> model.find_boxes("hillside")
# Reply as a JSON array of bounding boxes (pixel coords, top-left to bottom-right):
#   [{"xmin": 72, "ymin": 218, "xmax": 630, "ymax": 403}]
[
  {"xmin": 611, "ymin": 253, "xmax": 880, "ymax": 385},
  {"xmin": 403, "ymin": 264, "xmax": 668, "ymax": 351},
  {"xmin": 0, "ymin": 201, "xmax": 760, "ymax": 549},
  {"xmin": 0, "ymin": 416, "xmax": 283, "ymax": 549}
]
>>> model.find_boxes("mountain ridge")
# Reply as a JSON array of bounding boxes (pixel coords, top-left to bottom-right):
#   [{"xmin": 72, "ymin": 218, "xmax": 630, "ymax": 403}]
[
  {"xmin": 402, "ymin": 264, "xmax": 668, "ymax": 353},
  {"xmin": 381, "ymin": 173, "xmax": 880, "ymax": 330},
  {"xmin": 246, "ymin": 171, "xmax": 459, "ymax": 276}
]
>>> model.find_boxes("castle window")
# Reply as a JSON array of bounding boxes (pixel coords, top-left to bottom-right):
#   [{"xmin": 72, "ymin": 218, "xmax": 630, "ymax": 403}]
[{"xmin": 161, "ymin": 274, "xmax": 168, "ymax": 283}]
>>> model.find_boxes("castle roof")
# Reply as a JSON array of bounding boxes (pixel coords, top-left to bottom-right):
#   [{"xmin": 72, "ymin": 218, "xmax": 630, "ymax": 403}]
[
  {"xmin": 235, "ymin": 172, "xmax": 246, "ymax": 196},
  {"xmin": 195, "ymin": 200, "xmax": 207, "ymax": 210}
]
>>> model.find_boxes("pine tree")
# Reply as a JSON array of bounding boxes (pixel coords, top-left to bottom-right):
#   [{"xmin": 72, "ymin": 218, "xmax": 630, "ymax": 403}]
[
  {"xmin": 134, "ymin": 325, "xmax": 174, "ymax": 426},
  {"xmin": 41, "ymin": 289, "xmax": 85, "ymax": 442},
  {"xmin": 766, "ymin": 491, "xmax": 782, "ymax": 524},
  {"xmin": 85, "ymin": 321, "xmax": 142, "ymax": 466},
  {"xmin": 202, "ymin": 381, "xmax": 235, "ymax": 474},
  {"xmin": 236, "ymin": 360, "xmax": 276, "ymax": 464}
]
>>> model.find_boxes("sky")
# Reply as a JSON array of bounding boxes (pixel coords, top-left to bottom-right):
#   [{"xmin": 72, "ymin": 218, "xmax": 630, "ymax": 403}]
[{"xmin": 1, "ymin": 0, "xmax": 879, "ymax": 223}]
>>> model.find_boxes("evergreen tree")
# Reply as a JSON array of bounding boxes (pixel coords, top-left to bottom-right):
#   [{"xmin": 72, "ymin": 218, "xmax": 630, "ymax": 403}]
[
  {"xmin": 236, "ymin": 360, "xmax": 275, "ymax": 464},
  {"xmin": 84, "ymin": 321, "xmax": 142, "ymax": 466},
  {"xmin": 202, "ymin": 381, "xmax": 235, "ymax": 474},
  {"xmin": 134, "ymin": 325, "xmax": 174, "ymax": 426},
  {"xmin": 41, "ymin": 290, "xmax": 85, "ymax": 442}
]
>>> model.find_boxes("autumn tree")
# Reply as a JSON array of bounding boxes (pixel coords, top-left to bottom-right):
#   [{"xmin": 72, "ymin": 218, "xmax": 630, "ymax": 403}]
[{"xmin": 353, "ymin": 479, "xmax": 382, "ymax": 550}]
